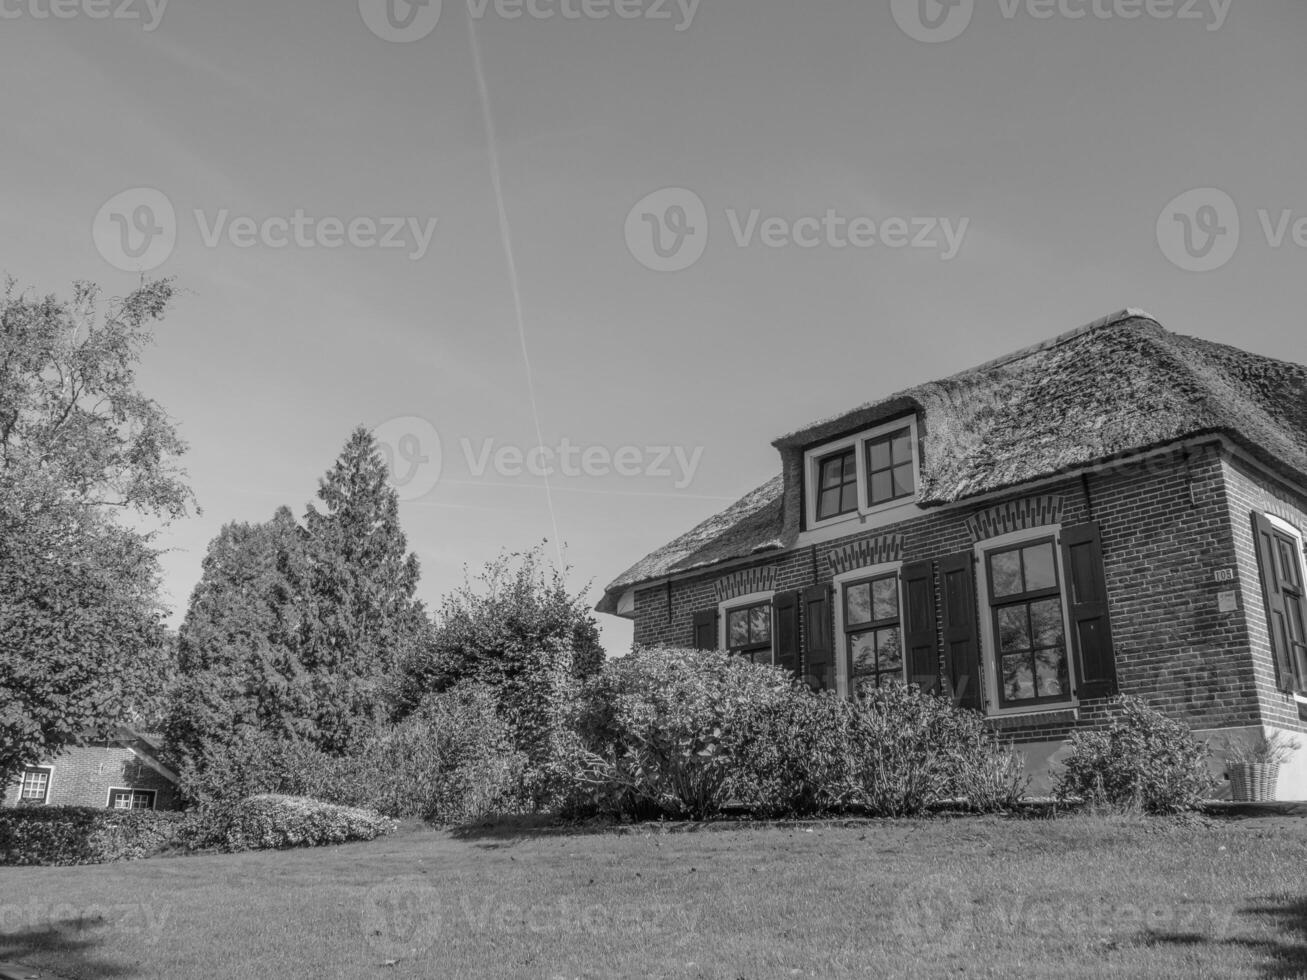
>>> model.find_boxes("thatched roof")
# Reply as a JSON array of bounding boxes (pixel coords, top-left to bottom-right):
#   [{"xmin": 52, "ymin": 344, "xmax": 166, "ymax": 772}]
[{"xmin": 597, "ymin": 311, "xmax": 1307, "ymax": 615}]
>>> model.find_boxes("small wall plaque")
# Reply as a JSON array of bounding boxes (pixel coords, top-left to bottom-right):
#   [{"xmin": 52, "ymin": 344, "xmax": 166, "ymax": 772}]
[
  {"xmin": 1218, "ymin": 590, "xmax": 1239, "ymax": 614},
  {"xmin": 1214, "ymin": 569, "xmax": 1237, "ymax": 583}
]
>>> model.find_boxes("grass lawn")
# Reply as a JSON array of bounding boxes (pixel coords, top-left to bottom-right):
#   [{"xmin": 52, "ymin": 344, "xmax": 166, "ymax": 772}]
[{"xmin": 2, "ymin": 811, "xmax": 1306, "ymax": 980}]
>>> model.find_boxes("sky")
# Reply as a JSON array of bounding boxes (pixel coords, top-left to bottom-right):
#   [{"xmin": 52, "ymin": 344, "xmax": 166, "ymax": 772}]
[{"xmin": 2, "ymin": 0, "xmax": 1304, "ymax": 656}]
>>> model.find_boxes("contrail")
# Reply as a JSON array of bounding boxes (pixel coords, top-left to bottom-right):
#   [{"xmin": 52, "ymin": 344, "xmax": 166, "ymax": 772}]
[{"xmin": 465, "ymin": 5, "xmax": 566, "ymax": 572}]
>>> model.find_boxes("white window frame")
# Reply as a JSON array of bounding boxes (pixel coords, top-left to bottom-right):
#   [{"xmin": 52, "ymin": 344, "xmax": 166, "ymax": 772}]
[
  {"xmin": 717, "ymin": 590, "xmax": 776, "ymax": 664},
  {"xmin": 974, "ymin": 525, "xmax": 1080, "ymax": 717},
  {"xmin": 107, "ymin": 787, "xmax": 156, "ymax": 811},
  {"xmin": 804, "ymin": 417, "xmax": 922, "ymax": 535},
  {"xmin": 19, "ymin": 766, "xmax": 53, "ymax": 804},
  {"xmin": 831, "ymin": 561, "xmax": 904, "ymax": 698}
]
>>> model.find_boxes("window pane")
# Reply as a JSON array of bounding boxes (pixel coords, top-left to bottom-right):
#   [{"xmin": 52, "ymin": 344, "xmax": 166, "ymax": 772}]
[
  {"xmin": 728, "ymin": 610, "xmax": 749, "ymax": 647},
  {"xmin": 1034, "ymin": 646, "xmax": 1069, "ymax": 697},
  {"xmin": 1029, "ymin": 598, "xmax": 1066, "ymax": 648},
  {"xmin": 892, "ymin": 463, "xmax": 915, "ymax": 498},
  {"xmin": 876, "ymin": 628, "xmax": 903, "ymax": 674},
  {"xmin": 996, "ymin": 606, "xmax": 1030, "ymax": 653},
  {"xmin": 1024, "ymin": 543, "xmax": 1058, "ymax": 591},
  {"xmin": 872, "ymin": 578, "xmax": 898, "ymax": 622},
  {"xmin": 890, "ymin": 429, "xmax": 912, "ymax": 465},
  {"xmin": 840, "ymin": 483, "xmax": 859, "ymax": 515},
  {"xmin": 750, "ymin": 605, "xmax": 771, "ymax": 644},
  {"xmin": 820, "ymin": 454, "xmax": 848, "ymax": 489},
  {"xmin": 991, "ymin": 550, "xmax": 1023, "ymax": 598},
  {"xmin": 868, "ymin": 437, "xmax": 891, "ymax": 473},
  {"xmin": 870, "ymin": 470, "xmax": 893, "ymax": 506},
  {"xmin": 1002, "ymin": 654, "xmax": 1036, "ymax": 702},
  {"xmin": 818, "ymin": 488, "xmax": 844, "ymax": 520},
  {"xmin": 846, "ymin": 583, "xmax": 872, "ymax": 626},
  {"xmin": 849, "ymin": 632, "xmax": 877, "ymax": 680}
]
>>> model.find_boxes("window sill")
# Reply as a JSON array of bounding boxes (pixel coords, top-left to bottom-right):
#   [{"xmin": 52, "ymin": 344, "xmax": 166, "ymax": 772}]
[{"xmin": 986, "ymin": 707, "xmax": 1079, "ymax": 730}]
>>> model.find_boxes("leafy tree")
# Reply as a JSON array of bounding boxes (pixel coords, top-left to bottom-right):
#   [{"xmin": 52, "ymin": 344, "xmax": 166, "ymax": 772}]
[
  {"xmin": 0, "ymin": 279, "xmax": 192, "ymax": 784},
  {"xmin": 163, "ymin": 508, "xmax": 306, "ymax": 775},
  {"xmin": 399, "ymin": 547, "xmax": 605, "ymax": 787}
]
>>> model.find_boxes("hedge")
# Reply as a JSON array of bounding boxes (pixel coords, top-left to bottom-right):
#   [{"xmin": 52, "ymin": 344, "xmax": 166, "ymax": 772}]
[{"xmin": 0, "ymin": 806, "xmax": 187, "ymax": 866}]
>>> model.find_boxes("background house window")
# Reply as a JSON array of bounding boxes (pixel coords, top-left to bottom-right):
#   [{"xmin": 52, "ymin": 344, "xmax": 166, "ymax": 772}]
[
  {"xmin": 865, "ymin": 427, "xmax": 915, "ymax": 507},
  {"xmin": 816, "ymin": 449, "xmax": 858, "ymax": 521},
  {"xmin": 986, "ymin": 539, "xmax": 1070, "ymax": 708},
  {"xmin": 727, "ymin": 601, "xmax": 773, "ymax": 663},
  {"xmin": 843, "ymin": 574, "xmax": 902, "ymax": 693},
  {"xmin": 109, "ymin": 789, "xmax": 156, "ymax": 810},
  {"xmin": 20, "ymin": 768, "xmax": 50, "ymax": 803}
]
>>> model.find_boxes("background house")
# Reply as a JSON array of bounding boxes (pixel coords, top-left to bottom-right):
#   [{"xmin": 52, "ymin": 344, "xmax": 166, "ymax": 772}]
[
  {"xmin": 599, "ymin": 311, "xmax": 1307, "ymax": 797},
  {"xmin": 2, "ymin": 727, "xmax": 180, "ymax": 810}
]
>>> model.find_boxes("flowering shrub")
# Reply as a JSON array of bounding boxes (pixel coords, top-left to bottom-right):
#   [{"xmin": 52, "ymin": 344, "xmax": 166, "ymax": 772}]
[
  {"xmin": 0, "ymin": 807, "xmax": 186, "ymax": 866},
  {"xmin": 1054, "ymin": 696, "xmax": 1215, "ymax": 814},
  {"xmin": 731, "ymin": 693, "xmax": 853, "ymax": 817},
  {"xmin": 186, "ymin": 794, "xmax": 397, "ymax": 852}
]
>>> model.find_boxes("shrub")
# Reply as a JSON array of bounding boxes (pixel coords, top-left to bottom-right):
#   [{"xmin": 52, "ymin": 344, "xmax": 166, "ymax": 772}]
[
  {"xmin": 1054, "ymin": 696, "xmax": 1216, "ymax": 814},
  {"xmin": 950, "ymin": 732, "xmax": 1030, "ymax": 814},
  {"xmin": 566, "ymin": 647, "xmax": 794, "ymax": 819},
  {"xmin": 184, "ymin": 794, "xmax": 397, "ymax": 852},
  {"xmin": 351, "ymin": 685, "xmax": 526, "ymax": 824},
  {"xmin": 731, "ymin": 693, "xmax": 854, "ymax": 817},
  {"xmin": 0, "ymin": 807, "xmax": 186, "ymax": 866},
  {"xmin": 837, "ymin": 684, "xmax": 994, "ymax": 817},
  {"xmin": 178, "ymin": 685, "xmax": 526, "ymax": 825}
]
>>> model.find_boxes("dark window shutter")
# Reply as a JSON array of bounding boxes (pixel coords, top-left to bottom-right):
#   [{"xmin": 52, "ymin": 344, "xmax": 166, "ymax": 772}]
[
  {"xmin": 692, "ymin": 610, "xmax": 718, "ymax": 651},
  {"xmin": 900, "ymin": 561, "xmax": 941, "ymax": 693},
  {"xmin": 1060, "ymin": 521, "xmax": 1118, "ymax": 700},
  {"xmin": 802, "ymin": 584, "xmax": 835, "ymax": 692},
  {"xmin": 1253, "ymin": 512, "xmax": 1297, "ymax": 693},
  {"xmin": 940, "ymin": 551, "xmax": 983, "ymax": 711},
  {"xmin": 773, "ymin": 590, "xmax": 802, "ymax": 679}
]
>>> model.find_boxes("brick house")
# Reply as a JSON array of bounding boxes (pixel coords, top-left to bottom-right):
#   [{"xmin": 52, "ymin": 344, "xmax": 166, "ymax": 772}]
[
  {"xmin": 2, "ymin": 728, "xmax": 180, "ymax": 810},
  {"xmin": 597, "ymin": 311, "xmax": 1307, "ymax": 798}
]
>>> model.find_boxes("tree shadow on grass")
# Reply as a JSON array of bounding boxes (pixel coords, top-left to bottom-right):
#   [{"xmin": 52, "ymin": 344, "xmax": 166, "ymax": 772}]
[
  {"xmin": 0, "ymin": 922, "xmax": 139, "ymax": 979},
  {"xmin": 1146, "ymin": 897, "xmax": 1307, "ymax": 980}
]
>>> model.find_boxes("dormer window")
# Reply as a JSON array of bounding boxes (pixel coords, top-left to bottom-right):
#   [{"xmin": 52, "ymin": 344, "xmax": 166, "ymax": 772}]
[{"xmin": 804, "ymin": 416, "xmax": 921, "ymax": 531}]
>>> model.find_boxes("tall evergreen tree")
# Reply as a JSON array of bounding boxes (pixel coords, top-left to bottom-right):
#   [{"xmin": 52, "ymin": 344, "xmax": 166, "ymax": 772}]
[{"xmin": 292, "ymin": 426, "xmax": 429, "ymax": 752}]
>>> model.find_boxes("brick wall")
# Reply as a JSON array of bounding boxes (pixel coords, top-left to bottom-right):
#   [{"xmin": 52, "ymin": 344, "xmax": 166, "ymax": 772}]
[
  {"xmin": 1221, "ymin": 452, "xmax": 1307, "ymax": 734},
  {"xmin": 632, "ymin": 439, "xmax": 1267, "ymax": 741},
  {"xmin": 2, "ymin": 742, "xmax": 179, "ymax": 810}
]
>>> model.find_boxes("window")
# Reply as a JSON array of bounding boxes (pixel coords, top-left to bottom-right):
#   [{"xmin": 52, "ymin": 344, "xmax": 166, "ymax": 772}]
[
  {"xmin": 816, "ymin": 449, "xmax": 858, "ymax": 521},
  {"xmin": 20, "ymin": 768, "xmax": 50, "ymax": 804},
  {"xmin": 726, "ymin": 601, "xmax": 773, "ymax": 663},
  {"xmin": 986, "ymin": 538, "xmax": 1071, "ymax": 708},
  {"xmin": 866, "ymin": 427, "xmax": 916, "ymax": 507},
  {"xmin": 1255, "ymin": 514, "xmax": 1307, "ymax": 694},
  {"xmin": 805, "ymin": 418, "xmax": 920, "ymax": 531},
  {"xmin": 843, "ymin": 574, "xmax": 902, "ymax": 694},
  {"xmin": 109, "ymin": 789, "xmax": 156, "ymax": 811}
]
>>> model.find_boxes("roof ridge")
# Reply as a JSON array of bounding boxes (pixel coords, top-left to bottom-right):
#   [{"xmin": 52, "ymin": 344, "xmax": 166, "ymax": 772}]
[{"xmin": 962, "ymin": 308, "xmax": 1160, "ymax": 377}]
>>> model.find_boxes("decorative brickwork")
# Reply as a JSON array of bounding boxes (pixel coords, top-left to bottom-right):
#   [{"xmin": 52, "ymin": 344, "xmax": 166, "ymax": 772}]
[
  {"xmin": 826, "ymin": 533, "xmax": 903, "ymax": 577},
  {"xmin": 965, "ymin": 494, "xmax": 1065, "ymax": 542},
  {"xmin": 714, "ymin": 565, "xmax": 778, "ymax": 603}
]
